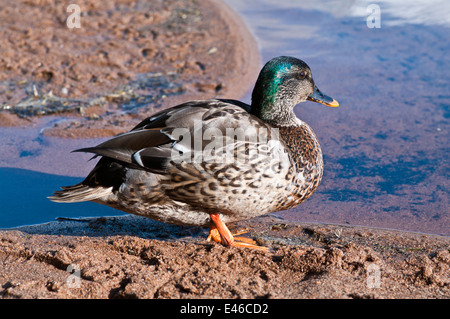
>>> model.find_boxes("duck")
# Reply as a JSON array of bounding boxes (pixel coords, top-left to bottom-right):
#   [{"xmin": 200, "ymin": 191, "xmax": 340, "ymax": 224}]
[{"xmin": 49, "ymin": 56, "xmax": 338, "ymax": 251}]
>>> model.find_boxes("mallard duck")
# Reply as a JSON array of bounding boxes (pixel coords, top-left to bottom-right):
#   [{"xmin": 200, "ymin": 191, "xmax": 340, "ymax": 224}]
[{"xmin": 49, "ymin": 56, "xmax": 338, "ymax": 250}]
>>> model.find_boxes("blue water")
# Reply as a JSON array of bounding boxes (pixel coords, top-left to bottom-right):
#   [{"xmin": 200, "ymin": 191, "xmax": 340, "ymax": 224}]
[
  {"xmin": 0, "ymin": 168, "xmax": 124, "ymax": 228},
  {"xmin": 0, "ymin": 0, "xmax": 448, "ymax": 235}
]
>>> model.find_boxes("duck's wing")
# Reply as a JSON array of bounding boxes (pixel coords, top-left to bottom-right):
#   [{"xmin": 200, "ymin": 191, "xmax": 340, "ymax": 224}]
[{"xmin": 74, "ymin": 99, "xmax": 260, "ymax": 175}]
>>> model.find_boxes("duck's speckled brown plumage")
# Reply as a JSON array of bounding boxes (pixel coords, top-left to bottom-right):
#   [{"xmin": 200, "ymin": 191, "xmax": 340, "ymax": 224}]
[
  {"xmin": 49, "ymin": 56, "xmax": 338, "ymax": 249},
  {"xmin": 275, "ymin": 124, "xmax": 323, "ymax": 210}
]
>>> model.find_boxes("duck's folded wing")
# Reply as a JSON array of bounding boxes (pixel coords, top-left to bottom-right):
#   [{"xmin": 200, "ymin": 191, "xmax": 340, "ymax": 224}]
[
  {"xmin": 73, "ymin": 100, "xmax": 258, "ymax": 174},
  {"xmin": 75, "ymin": 129, "xmax": 173, "ymax": 165}
]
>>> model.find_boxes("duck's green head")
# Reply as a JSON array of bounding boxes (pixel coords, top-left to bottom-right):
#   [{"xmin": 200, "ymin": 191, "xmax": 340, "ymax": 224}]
[{"xmin": 251, "ymin": 56, "xmax": 338, "ymax": 126}]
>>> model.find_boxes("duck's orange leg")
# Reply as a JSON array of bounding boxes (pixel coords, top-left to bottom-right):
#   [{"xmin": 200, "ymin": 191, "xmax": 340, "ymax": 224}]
[
  {"xmin": 207, "ymin": 213, "xmax": 268, "ymax": 252},
  {"xmin": 207, "ymin": 227, "xmax": 254, "ymax": 244}
]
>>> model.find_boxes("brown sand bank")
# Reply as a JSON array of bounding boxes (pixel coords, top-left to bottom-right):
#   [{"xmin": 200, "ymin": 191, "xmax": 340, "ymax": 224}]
[
  {"xmin": 0, "ymin": 215, "xmax": 448, "ymax": 299},
  {"xmin": 0, "ymin": 0, "xmax": 260, "ymax": 137}
]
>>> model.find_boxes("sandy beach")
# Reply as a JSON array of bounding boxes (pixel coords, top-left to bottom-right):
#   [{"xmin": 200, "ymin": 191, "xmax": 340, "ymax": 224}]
[{"xmin": 0, "ymin": 0, "xmax": 448, "ymax": 299}]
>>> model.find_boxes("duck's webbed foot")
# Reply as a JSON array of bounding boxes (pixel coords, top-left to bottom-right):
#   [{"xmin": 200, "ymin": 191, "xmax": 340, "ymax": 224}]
[{"xmin": 206, "ymin": 213, "xmax": 268, "ymax": 252}]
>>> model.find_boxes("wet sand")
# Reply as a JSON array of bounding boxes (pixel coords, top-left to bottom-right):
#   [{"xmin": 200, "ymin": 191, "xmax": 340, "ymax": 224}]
[{"xmin": 0, "ymin": 0, "xmax": 449, "ymax": 299}]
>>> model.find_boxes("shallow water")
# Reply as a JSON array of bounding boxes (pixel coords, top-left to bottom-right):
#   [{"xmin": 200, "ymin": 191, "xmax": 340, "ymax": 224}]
[
  {"xmin": 0, "ymin": 0, "xmax": 449, "ymax": 235},
  {"xmin": 0, "ymin": 118, "xmax": 127, "ymax": 228}
]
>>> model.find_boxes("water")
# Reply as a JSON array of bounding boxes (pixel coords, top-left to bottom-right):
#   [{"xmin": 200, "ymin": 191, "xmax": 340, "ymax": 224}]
[
  {"xmin": 0, "ymin": 167, "xmax": 123, "ymax": 228},
  {"xmin": 0, "ymin": 0, "xmax": 449, "ymax": 235},
  {"xmin": 0, "ymin": 118, "xmax": 127, "ymax": 228},
  {"xmin": 224, "ymin": 0, "xmax": 449, "ymax": 235}
]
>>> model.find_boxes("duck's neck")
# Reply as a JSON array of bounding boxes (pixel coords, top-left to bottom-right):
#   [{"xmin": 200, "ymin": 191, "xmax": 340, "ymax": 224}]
[
  {"xmin": 250, "ymin": 78, "xmax": 300, "ymax": 127},
  {"xmin": 250, "ymin": 98, "xmax": 299, "ymax": 127}
]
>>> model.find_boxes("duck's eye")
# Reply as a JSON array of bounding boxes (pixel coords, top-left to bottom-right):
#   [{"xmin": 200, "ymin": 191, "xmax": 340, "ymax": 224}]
[{"xmin": 299, "ymin": 71, "xmax": 306, "ymax": 79}]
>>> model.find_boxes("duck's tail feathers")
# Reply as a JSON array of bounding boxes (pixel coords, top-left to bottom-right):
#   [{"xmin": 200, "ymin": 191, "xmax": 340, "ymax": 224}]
[{"xmin": 48, "ymin": 183, "xmax": 113, "ymax": 203}]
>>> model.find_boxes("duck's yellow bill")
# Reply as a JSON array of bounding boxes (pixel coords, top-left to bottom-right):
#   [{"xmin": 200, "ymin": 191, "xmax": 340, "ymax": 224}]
[{"xmin": 307, "ymin": 86, "xmax": 339, "ymax": 107}]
